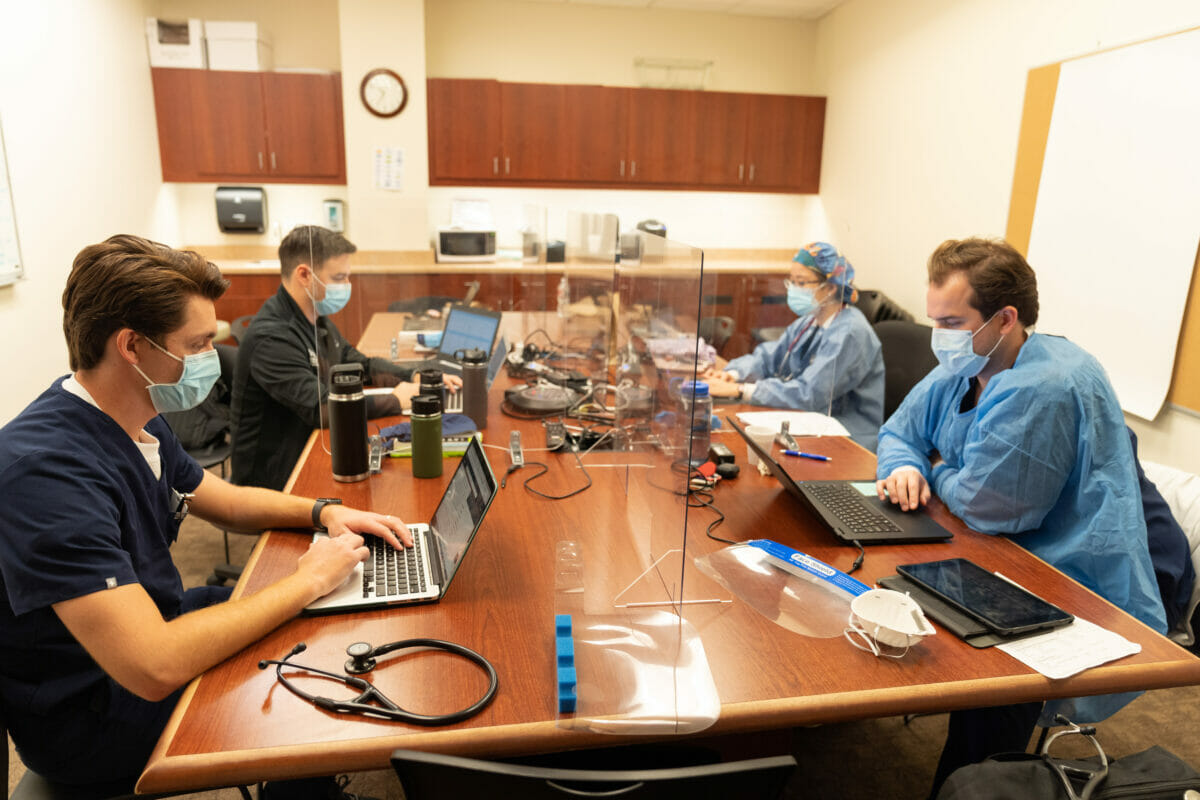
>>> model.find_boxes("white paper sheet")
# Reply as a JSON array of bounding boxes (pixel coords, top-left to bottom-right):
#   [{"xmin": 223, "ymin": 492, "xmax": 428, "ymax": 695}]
[
  {"xmin": 734, "ymin": 410, "xmax": 849, "ymax": 437},
  {"xmin": 997, "ymin": 618, "xmax": 1141, "ymax": 680}
]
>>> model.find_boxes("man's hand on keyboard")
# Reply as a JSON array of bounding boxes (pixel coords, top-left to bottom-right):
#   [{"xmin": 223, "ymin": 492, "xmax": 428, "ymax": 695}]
[
  {"xmin": 876, "ymin": 467, "xmax": 930, "ymax": 512},
  {"xmin": 323, "ymin": 505, "xmax": 414, "ymax": 549},
  {"xmin": 299, "ymin": 533, "xmax": 369, "ymax": 598},
  {"xmin": 444, "ymin": 374, "xmax": 462, "ymax": 393}
]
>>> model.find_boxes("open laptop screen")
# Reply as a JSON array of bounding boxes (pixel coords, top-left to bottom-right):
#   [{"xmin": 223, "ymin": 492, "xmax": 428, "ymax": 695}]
[
  {"xmin": 429, "ymin": 437, "xmax": 498, "ymax": 588},
  {"xmin": 438, "ymin": 305, "xmax": 501, "ymax": 360}
]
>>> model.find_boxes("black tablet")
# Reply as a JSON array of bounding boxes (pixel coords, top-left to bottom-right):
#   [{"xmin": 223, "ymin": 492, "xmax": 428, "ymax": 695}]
[{"xmin": 896, "ymin": 557, "xmax": 1074, "ymax": 636}]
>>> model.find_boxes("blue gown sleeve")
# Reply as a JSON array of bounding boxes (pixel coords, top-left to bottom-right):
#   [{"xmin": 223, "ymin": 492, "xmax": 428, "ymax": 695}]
[
  {"xmin": 749, "ymin": 321, "xmax": 873, "ymax": 411},
  {"xmin": 725, "ymin": 332, "xmax": 789, "ymax": 381},
  {"xmin": 930, "ymin": 386, "xmax": 1079, "ymax": 534},
  {"xmin": 875, "ymin": 373, "xmax": 939, "ymax": 480}
]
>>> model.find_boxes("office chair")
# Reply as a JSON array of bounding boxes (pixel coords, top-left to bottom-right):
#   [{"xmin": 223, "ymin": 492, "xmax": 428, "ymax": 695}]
[
  {"xmin": 854, "ymin": 289, "xmax": 914, "ymax": 325},
  {"xmin": 159, "ymin": 343, "xmax": 242, "ymax": 586},
  {"xmin": 698, "ymin": 315, "xmax": 734, "ymax": 352},
  {"xmin": 230, "ymin": 314, "xmax": 255, "ymax": 344},
  {"xmin": 391, "ymin": 749, "xmax": 796, "ymax": 800},
  {"xmin": 873, "ymin": 320, "xmax": 939, "ymax": 419},
  {"xmin": 387, "ymin": 280, "xmax": 482, "ymax": 316}
]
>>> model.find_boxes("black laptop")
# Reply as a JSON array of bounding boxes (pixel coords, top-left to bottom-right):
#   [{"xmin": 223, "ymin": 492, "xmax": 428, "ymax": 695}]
[{"xmin": 727, "ymin": 417, "xmax": 951, "ymax": 545}]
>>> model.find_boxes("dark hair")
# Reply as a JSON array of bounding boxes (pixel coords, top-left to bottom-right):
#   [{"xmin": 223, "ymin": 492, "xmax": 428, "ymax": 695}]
[
  {"xmin": 278, "ymin": 225, "xmax": 357, "ymax": 279},
  {"xmin": 927, "ymin": 237, "xmax": 1039, "ymax": 326},
  {"xmin": 62, "ymin": 235, "xmax": 229, "ymax": 371}
]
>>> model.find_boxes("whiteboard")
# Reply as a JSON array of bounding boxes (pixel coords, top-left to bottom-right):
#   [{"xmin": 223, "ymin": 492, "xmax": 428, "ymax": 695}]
[
  {"xmin": 0, "ymin": 117, "xmax": 22, "ymax": 286},
  {"xmin": 1027, "ymin": 29, "xmax": 1200, "ymax": 420}
]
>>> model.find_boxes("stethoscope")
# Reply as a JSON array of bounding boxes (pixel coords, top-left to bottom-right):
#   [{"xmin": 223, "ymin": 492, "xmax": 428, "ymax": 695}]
[{"xmin": 258, "ymin": 639, "xmax": 498, "ymax": 726}]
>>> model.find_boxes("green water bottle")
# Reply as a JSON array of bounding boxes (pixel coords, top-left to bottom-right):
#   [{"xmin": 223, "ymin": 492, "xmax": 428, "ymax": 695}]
[{"xmin": 410, "ymin": 394, "xmax": 443, "ymax": 478}]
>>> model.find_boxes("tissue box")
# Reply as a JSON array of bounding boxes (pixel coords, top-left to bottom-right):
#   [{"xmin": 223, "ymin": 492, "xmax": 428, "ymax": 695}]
[
  {"xmin": 204, "ymin": 21, "xmax": 272, "ymax": 71},
  {"xmin": 145, "ymin": 17, "xmax": 206, "ymax": 69}
]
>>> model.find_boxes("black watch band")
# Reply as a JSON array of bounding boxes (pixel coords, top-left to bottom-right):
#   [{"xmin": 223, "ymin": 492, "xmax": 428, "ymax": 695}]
[{"xmin": 311, "ymin": 498, "xmax": 343, "ymax": 530}]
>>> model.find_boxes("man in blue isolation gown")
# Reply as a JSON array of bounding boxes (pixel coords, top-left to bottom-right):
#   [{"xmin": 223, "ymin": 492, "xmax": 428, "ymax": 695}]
[
  {"xmin": 704, "ymin": 242, "xmax": 884, "ymax": 441},
  {"xmin": 874, "ymin": 237, "xmax": 1166, "ymax": 797}
]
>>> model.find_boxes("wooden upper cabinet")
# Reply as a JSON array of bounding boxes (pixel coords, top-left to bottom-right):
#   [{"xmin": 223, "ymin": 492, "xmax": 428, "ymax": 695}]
[
  {"xmin": 424, "ymin": 78, "xmax": 824, "ymax": 193},
  {"xmin": 743, "ymin": 94, "xmax": 825, "ymax": 192},
  {"xmin": 427, "ymin": 78, "xmax": 502, "ymax": 181},
  {"xmin": 191, "ymin": 71, "xmax": 267, "ymax": 179},
  {"xmin": 625, "ymin": 88, "xmax": 702, "ymax": 185},
  {"xmin": 262, "ymin": 72, "xmax": 345, "ymax": 181},
  {"xmin": 150, "ymin": 67, "xmax": 346, "ymax": 184}
]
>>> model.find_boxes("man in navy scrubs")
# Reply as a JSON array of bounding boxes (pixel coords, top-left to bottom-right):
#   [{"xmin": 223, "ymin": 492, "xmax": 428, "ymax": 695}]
[{"xmin": 0, "ymin": 235, "xmax": 411, "ymax": 788}]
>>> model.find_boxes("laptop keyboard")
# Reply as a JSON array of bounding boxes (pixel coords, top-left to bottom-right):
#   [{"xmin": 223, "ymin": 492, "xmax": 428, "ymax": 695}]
[
  {"xmin": 363, "ymin": 527, "xmax": 428, "ymax": 598},
  {"xmin": 804, "ymin": 483, "xmax": 903, "ymax": 534},
  {"xmin": 445, "ymin": 392, "xmax": 463, "ymax": 413}
]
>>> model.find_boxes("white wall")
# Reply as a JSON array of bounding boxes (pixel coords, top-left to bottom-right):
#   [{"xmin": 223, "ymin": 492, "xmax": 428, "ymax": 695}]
[
  {"xmin": 813, "ymin": 0, "xmax": 1200, "ymax": 472},
  {"xmin": 0, "ymin": 0, "xmax": 169, "ymax": 423}
]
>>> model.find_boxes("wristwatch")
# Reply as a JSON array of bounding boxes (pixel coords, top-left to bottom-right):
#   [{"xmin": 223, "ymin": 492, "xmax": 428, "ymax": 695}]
[{"xmin": 311, "ymin": 497, "xmax": 343, "ymax": 530}]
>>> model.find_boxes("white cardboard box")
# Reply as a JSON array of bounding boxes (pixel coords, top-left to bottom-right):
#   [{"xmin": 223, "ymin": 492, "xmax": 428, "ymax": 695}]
[
  {"xmin": 145, "ymin": 17, "xmax": 206, "ymax": 69},
  {"xmin": 204, "ymin": 21, "xmax": 273, "ymax": 71}
]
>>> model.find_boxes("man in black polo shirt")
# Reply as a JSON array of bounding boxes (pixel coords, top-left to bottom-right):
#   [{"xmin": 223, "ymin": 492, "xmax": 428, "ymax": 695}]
[{"xmin": 231, "ymin": 226, "xmax": 456, "ymax": 490}]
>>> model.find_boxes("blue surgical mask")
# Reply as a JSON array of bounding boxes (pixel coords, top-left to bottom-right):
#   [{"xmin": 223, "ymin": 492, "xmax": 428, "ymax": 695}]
[
  {"xmin": 786, "ymin": 285, "xmax": 819, "ymax": 317},
  {"xmin": 133, "ymin": 340, "xmax": 221, "ymax": 413},
  {"xmin": 310, "ymin": 274, "xmax": 351, "ymax": 316},
  {"xmin": 930, "ymin": 312, "xmax": 1002, "ymax": 378}
]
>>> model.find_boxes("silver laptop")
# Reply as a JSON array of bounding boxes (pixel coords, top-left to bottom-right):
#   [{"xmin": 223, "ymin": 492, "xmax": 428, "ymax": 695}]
[
  {"xmin": 304, "ymin": 436, "xmax": 499, "ymax": 614},
  {"xmin": 727, "ymin": 417, "xmax": 951, "ymax": 546}
]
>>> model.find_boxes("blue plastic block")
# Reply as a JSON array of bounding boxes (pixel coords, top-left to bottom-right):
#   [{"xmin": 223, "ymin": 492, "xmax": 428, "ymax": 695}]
[
  {"xmin": 557, "ymin": 666, "xmax": 578, "ymax": 713},
  {"xmin": 555, "ymin": 614, "xmax": 572, "ymax": 637},
  {"xmin": 556, "ymin": 636, "xmax": 574, "ymax": 667}
]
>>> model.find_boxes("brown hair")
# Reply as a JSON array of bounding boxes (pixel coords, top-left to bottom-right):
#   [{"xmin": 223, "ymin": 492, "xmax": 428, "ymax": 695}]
[
  {"xmin": 278, "ymin": 225, "xmax": 357, "ymax": 279},
  {"xmin": 927, "ymin": 237, "xmax": 1039, "ymax": 326},
  {"xmin": 62, "ymin": 235, "xmax": 229, "ymax": 371}
]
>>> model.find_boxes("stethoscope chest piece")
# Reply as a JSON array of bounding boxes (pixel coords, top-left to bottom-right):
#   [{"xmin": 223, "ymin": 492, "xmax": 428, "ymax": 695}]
[{"xmin": 345, "ymin": 641, "xmax": 377, "ymax": 674}]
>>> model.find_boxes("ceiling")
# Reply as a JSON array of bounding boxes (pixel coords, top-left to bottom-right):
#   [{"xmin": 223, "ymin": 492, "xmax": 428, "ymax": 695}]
[{"xmin": 520, "ymin": 0, "xmax": 845, "ymax": 21}]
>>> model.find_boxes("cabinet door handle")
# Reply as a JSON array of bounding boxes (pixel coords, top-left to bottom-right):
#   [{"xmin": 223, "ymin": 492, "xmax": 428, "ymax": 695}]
[
  {"xmin": 270, "ymin": 152, "xmax": 277, "ymax": 171},
  {"xmin": 258, "ymin": 152, "xmax": 264, "ymax": 170},
  {"xmin": 738, "ymin": 164, "xmax": 744, "ymax": 181},
  {"xmin": 749, "ymin": 164, "xmax": 756, "ymax": 182},
  {"xmin": 620, "ymin": 160, "xmax": 625, "ymax": 177},
  {"xmin": 505, "ymin": 157, "xmax": 510, "ymax": 174},
  {"xmin": 631, "ymin": 161, "xmax": 637, "ymax": 177},
  {"xmin": 493, "ymin": 156, "xmax": 499, "ymax": 174}
]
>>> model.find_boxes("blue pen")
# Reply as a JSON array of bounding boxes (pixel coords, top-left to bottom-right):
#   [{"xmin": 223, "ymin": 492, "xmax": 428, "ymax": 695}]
[{"xmin": 784, "ymin": 449, "xmax": 831, "ymax": 462}]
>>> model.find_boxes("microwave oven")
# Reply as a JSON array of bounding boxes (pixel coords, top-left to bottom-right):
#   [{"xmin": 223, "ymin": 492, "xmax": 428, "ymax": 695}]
[{"xmin": 436, "ymin": 227, "xmax": 497, "ymax": 263}]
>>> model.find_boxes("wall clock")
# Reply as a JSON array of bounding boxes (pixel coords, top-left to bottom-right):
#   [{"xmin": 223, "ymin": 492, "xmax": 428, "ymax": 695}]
[{"xmin": 360, "ymin": 68, "xmax": 408, "ymax": 118}]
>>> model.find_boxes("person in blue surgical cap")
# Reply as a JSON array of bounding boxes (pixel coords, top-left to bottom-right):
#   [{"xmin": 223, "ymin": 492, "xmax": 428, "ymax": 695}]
[
  {"xmin": 875, "ymin": 237, "xmax": 1166, "ymax": 798},
  {"xmin": 703, "ymin": 242, "xmax": 885, "ymax": 441}
]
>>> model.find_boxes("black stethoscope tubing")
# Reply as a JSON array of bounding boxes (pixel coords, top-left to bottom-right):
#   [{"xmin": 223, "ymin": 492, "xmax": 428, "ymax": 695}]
[{"xmin": 258, "ymin": 639, "xmax": 498, "ymax": 726}]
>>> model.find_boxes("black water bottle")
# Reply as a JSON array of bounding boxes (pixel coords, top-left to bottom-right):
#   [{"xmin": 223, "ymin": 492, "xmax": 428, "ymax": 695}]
[
  {"xmin": 417, "ymin": 368, "xmax": 448, "ymax": 413},
  {"xmin": 456, "ymin": 347, "xmax": 489, "ymax": 429},
  {"xmin": 328, "ymin": 362, "xmax": 369, "ymax": 482}
]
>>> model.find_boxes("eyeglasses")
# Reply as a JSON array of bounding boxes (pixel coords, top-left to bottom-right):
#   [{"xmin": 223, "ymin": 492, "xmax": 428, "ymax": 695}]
[{"xmin": 784, "ymin": 278, "xmax": 824, "ymax": 291}]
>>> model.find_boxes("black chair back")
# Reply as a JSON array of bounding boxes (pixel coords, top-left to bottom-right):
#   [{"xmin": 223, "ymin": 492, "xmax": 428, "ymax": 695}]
[
  {"xmin": 855, "ymin": 289, "xmax": 914, "ymax": 325},
  {"xmin": 874, "ymin": 320, "xmax": 939, "ymax": 419},
  {"xmin": 391, "ymin": 750, "xmax": 796, "ymax": 800}
]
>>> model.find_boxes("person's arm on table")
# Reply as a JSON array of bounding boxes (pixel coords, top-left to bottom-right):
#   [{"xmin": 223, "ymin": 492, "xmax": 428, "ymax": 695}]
[
  {"xmin": 52, "ymin": 533, "xmax": 366, "ymax": 702},
  {"xmin": 188, "ymin": 471, "xmax": 414, "ymax": 549},
  {"xmin": 875, "ymin": 378, "xmax": 939, "ymax": 511}
]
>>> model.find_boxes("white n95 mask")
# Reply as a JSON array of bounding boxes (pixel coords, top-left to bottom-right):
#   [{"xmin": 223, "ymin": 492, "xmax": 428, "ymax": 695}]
[{"xmin": 844, "ymin": 588, "xmax": 936, "ymax": 658}]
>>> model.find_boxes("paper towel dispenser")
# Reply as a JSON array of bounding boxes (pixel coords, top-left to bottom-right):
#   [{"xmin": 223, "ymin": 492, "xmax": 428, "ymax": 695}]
[{"xmin": 215, "ymin": 186, "xmax": 266, "ymax": 233}]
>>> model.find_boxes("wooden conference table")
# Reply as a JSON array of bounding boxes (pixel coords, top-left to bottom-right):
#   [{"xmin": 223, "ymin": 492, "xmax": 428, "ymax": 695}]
[{"xmin": 138, "ymin": 323, "xmax": 1200, "ymax": 793}]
